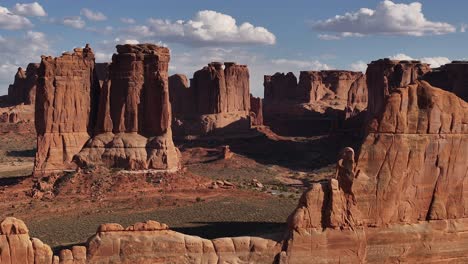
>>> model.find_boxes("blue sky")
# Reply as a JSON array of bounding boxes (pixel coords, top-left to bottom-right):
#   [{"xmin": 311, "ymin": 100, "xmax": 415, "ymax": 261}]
[{"xmin": 0, "ymin": 0, "xmax": 467, "ymax": 96}]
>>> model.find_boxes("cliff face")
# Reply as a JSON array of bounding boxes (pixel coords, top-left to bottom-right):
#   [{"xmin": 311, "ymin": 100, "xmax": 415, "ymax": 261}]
[
  {"xmin": 75, "ymin": 44, "xmax": 179, "ymax": 171},
  {"xmin": 34, "ymin": 44, "xmax": 180, "ymax": 174},
  {"xmin": 354, "ymin": 81, "xmax": 468, "ymax": 225},
  {"xmin": 281, "ymin": 80, "xmax": 468, "ymax": 263},
  {"xmin": 423, "ymin": 61, "xmax": 468, "ymax": 102},
  {"xmin": 250, "ymin": 95, "xmax": 263, "ymax": 126},
  {"xmin": 34, "ymin": 46, "xmax": 95, "ymax": 173},
  {"xmin": 263, "ymin": 70, "xmax": 367, "ymax": 136},
  {"xmin": 366, "ymin": 59, "xmax": 431, "ymax": 121},
  {"xmin": 169, "ymin": 62, "xmax": 251, "ymax": 136},
  {"xmin": 7, "ymin": 63, "xmax": 40, "ymax": 106}
]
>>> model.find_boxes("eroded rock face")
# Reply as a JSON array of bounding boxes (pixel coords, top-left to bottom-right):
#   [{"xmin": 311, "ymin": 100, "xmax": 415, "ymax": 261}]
[
  {"xmin": 280, "ymin": 80, "xmax": 468, "ymax": 263},
  {"xmin": 7, "ymin": 64, "xmax": 39, "ymax": 106},
  {"xmin": 423, "ymin": 61, "xmax": 468, "ymax": 101},
  {"xmin": 0, "ymin": 217, "xmax": 280, "ymax": 264},
  {"xmin": 366, "ymin": 59, "xmax": 431, "ymax": 120},
  {"xmin": 354, "ymin": 81, "xmax": 468, "ymax": 226},
  {"xmin": 170, "ymin": 62, "xmax": 251, "ymax": 136},
  {"xmin": 34, "ymin": 44, "xmax": 180, "ymax": 174},
  {"xmin": 0, "ymin": 217, "xmax": 53, "ymax": 264},
  {"xmin": 250, "ymin": 95, "xmax": 263, "ymax": 126},
  {"xmin": 34, "ymin": 46, "xmax": 95, "ymax": 174},
  {"xmin": 76, "ymin": 44, "xmax": 180, "ymax": 171},
  {"xmin": 263, "ymin": 70, "xmax": 367, "ymax": 136}
]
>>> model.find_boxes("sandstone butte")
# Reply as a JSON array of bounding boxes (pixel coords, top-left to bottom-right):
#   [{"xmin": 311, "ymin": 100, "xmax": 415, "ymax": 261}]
[
  {"xmin": 34, "ymin": 44, "xmax": 180, "ymax": 175},
  {"xmin": 3, "ymin": 58, "xmax": 467, "ymax": 263},
  {"xmin": 263, "ymin": 70, "xmax": 368, "ymax": 136},
  {"xmin": 169, "ymin": 62, "xmax": 251, "ymax": 136},
  {"xmin": 7, "ymin": 63, "xmax": 40, "ymax": 106},
  {"xmin": 250, "ymin": 94, "xmax": 263, "ymax": 127}
]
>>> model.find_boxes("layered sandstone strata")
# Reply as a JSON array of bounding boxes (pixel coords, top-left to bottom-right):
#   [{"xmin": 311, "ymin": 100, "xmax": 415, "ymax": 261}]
[
  {"xmin": 75, "ymin": 44, "xmax": 179, "ymax": 171},
  {"xmin": 250, "ymin": 95, "xmax": 263, "ymax": 126},
  {"xmin": 423, "ymin": 61, "xmax": 468, "ymax": 101},
  {"xmin": 34, "ymin": 44, "xmax": 180, "ymax": 174},
  {"xmin": 263, "ymin": 70, "xmax": 367, "ymax": 136},
  {"xmin": 366, "ymin": 59, "xmax": 431, "ymax": 120},
  {"xmin": 169, "ymin": 62, "xmax": 251, "ymax": 136},
  {"xmin": 7, "ymin": 63, "xmax": 39, "ymax": 105},
  {"xmin": 280, "ymin": 80, "xmax": 468, "ymax": 263},
  {"xmin": 0, "ymin": 217, "xmax": 280, "ymax": 264},
  {"xmin": 34, "ymin": 46, "xmax": 96, "ymax": 173},
  {"xmin": 0, "ymin": 217, "xmax": 53, "ymax": 264}
]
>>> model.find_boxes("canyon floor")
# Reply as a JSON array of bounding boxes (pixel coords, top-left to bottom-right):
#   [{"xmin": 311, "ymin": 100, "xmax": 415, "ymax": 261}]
[{"xmin": 0, "ymin": 122, "xmax": 357, "ymax": 251}]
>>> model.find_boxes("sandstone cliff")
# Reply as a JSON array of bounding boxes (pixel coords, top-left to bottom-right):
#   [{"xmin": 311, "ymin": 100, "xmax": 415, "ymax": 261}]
[
  {"xmin": 366, "ymin": 59, "xmax": 431, "ymax": 121},
  {"xmin": 280, "ymin": 80, "xmax": 468, "ymax": 263},
  {"xmin": 75, "ymin": 44, "xmax": 180, "ymax": 171},
  {"xmin": 423, "ymin": 61, "xmax": 468, "ymax": 101},
  {"xmin": 34, "ymin": 46, "xmax": 95, "ymax": 174},
  {"xmin": 169, "ymin": 62, "xmax": 251, "ymax": 136},
  {"xmin": 250, "ymin": 95, "xmax": 263, "ymax": 126},
  {"xmin": 263, "ymin": 70, "xmax": 367, "ymax": 136},
  {"xmin": 7, "ymin": 63, "xmax": 39, "ymax": 105},
  {"xmin": 34, "ymin": 44, "xmax": 180, "ymax": 174}
]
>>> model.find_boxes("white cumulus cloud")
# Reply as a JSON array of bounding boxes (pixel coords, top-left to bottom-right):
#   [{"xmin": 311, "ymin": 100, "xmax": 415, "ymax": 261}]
[
  {"xmin": 312, "ymin": 0, "xmax": 455, "ymax": 39},
  {"xmin": 0, "ymin": 6, "xmax": 33, "ymax": 30},
  {"xmin": 120, "ymin": 17, "xmax": 135, "ymax": 24},
  {"xmin": 271, "ymin": 59, "xmax": 332, "ymax": 70},
  {"xmin": 349, "ymin": 61, "xmax": 368, "ymax": 72},
  {"xmin": 62, "ymin": 16, "xmax": 85, "ymax": 29},
  {"xmin": 122, "ymin": 10, "xmax": 276, "ymax": 46},
  {"xmin": 80, "ymin": 8, "xmax": 107, "ymax": 21},
  {"xmin": 12, "ymin": 2, "xmax": 47, "ymax": 17},
  {"xmin": 389, "ymin": 53, "xmax": 451, "ymax": 68},
  {"xmin": 0, "ymin": 31, "xmax": 51, "ymax": 95}
]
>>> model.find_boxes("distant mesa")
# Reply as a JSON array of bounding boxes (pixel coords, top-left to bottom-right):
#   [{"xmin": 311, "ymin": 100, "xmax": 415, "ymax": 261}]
[{"xmin": 169, "ymin": 61, "xmax": 252, "ymax": 137}]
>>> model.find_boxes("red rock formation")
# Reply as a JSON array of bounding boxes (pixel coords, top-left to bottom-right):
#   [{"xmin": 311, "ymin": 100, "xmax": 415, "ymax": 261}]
[
  {"xmin": 75, "ymin": 44, "xmax": 180, "ymax": 171},
  {"xmin": 34, "ymin": 46, "xmax": 95, "ymax": 174},
  {"xmin": 250, "ymin": 94, "xmax": 263, "ymax": 126},
  {"xmin": 0, "ymin": 217, "xmax": 280, "ymax": 264},
  {"xmin": 423, "ymin": 61, "xmax": 468, "ymax": 101},
  {"xmin": 263, "ymin": 70, "xmax": 367, "ymax": 136},
  {"xmin": 0, "ymin": 217, "xmax": 53, "ymax": 264},
  {"xmin": 169, "ymin": 73, "xmax": 194, "ymax": 118},
  {"xmin": 170, "ymin": 62, "xmax": 251, "ymax": 136},
  {"xmin": 7, "ymin": 64, "xmax": 39, "ymax": 105},
  {"xmin": 263, "ymin": 72, "xmax": 298, "ymax": 102},
  {"xmin": 280, "ymin": 80, "xmax": 468, "ymax": 263},
  {"xmin": 366, "ymin": 59, "xmax": 431, "ymax": 120},
  {"xmin": 34, "ymin": 44, "xmax": 180, "ymax": 173},
  {"xmin": 354, "ymin": 81, "xmax": 468, "ymax": 225}
]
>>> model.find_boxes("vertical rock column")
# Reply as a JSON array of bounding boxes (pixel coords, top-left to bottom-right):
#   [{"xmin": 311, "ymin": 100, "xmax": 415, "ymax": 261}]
[
  {"xmin": 76, "ymin": 44, "xmax": 180, "ymax": 171},
  {"xmin": 34, "ymin": 46, "xmax": 95, "ymax": 174},
  {"xmin": 366, "ymin": 59, "xmax": 431, "ymax": 121}
]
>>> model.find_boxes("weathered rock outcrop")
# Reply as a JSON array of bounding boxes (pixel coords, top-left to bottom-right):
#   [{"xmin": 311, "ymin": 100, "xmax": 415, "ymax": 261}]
[
  {"xmin": 0, "ymin": 217, "xmax": 280, "ymax": 264},
  {"xmin": 34, "ymin": 46, "xmax": 96, "ymax": 174},
  {"xmin": 34, "ymin": 44, "xmax": 180, "ymax": 174},
  {"xmin": 366, "ymin": 59, "xmax": 431, "ymax": 121},
  {"xmin": 7, "ymin": 63, "xmax": 39, "ymax": 105},
  {"xmin": 170, "ymin": 62, "xmax": 251, "ymax": 136},
  {"xmin": 423, "ymin": 61, "xmax": 468, "ymax": 101},
  {"xmin": 263, "ymin": 70, "xmax": 367, "ymax": 136},
  {"xmin": 0, "ymin": 217, "xmax": 53, "ymax": 264},
  {"xmin": 280, "ymin": 80, "xmax": 468, "ymax": 263},
  {"xmin": 75, "ymin": 44, "xmax": 180, "ymax": 171},
  {"xmin": 250, "ymin": 95, "xmax": 263, "ymax": 126}
]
